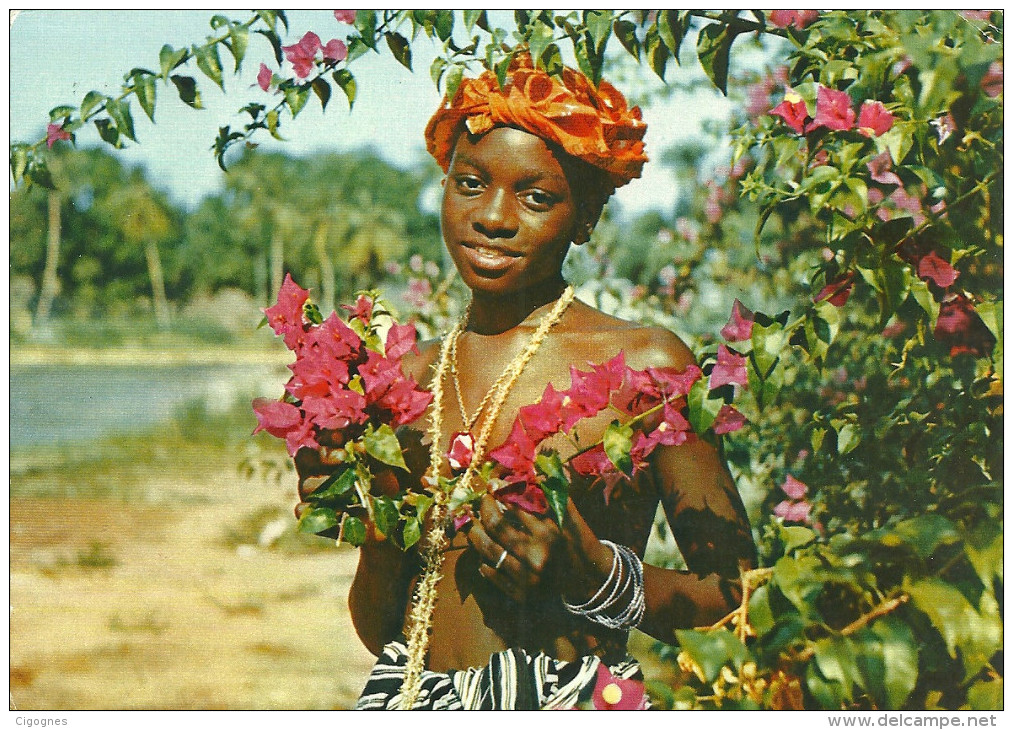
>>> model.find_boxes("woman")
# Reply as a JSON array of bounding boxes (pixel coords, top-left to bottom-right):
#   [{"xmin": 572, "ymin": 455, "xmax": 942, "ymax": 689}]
[{"xmin": 297, "ymin": 54, "xmax": 755, "ymax": 710}]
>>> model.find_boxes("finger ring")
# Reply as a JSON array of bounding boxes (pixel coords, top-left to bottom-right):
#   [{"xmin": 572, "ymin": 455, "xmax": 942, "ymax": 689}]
[{"xmin": 494, "ymin": 549, "xmax": 508, "ymax": 570}]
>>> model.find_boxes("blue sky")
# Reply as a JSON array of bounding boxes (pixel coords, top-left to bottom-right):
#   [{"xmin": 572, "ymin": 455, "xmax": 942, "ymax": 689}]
[{"xmin": 9, "ymin": 10, "xmax": 737, "ymax": 216}]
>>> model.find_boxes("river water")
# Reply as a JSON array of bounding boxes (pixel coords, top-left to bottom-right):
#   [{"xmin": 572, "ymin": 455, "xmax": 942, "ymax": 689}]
[{"xmin": 9, "ymin": 362, "xmax": 288, "ymax": 449}]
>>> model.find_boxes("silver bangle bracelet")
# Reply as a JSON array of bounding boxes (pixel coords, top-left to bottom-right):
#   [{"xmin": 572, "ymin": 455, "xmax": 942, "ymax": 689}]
[{"xmin": 562, "ymin": 540, "xmax": 646, "ymax": 631}]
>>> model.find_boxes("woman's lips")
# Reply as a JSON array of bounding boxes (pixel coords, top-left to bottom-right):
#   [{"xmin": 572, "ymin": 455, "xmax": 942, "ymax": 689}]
[{"xmin": 459, "ymin": 242, "xmax": 520, "ymax": 273}]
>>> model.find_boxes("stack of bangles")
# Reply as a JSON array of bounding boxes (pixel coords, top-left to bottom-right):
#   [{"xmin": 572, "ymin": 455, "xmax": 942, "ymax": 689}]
[{"xmin": 562, "ymin": 540, "xmax": 645, "ymax": 630}]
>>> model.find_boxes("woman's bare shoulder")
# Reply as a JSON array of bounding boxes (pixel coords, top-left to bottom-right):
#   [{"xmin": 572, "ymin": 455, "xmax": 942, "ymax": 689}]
[{"xmin": 566, "ymin": 302, "xmax": 697, "ymax": 372}]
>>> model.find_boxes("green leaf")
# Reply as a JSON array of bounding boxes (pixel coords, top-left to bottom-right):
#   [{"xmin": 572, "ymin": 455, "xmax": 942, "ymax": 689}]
[
  {"xmin": 309, "ymin": 466, "xmax": 358, "ymax": 503},
  {"xmin": 873, "ymin": 514, "xmax": 959, "ymax": 560},
  {"xmin": 658, "ymin": 10, "xmax": 687, "ymax": 61},
  {"xmin": 584, "ymin": 10, "xmax": 612, "ymax": 52},
  {"xmin": 311, "ymin": 78, "xmax": 331, "ymax": 111},
  {"xmin": 385, "ymin": 32, "xmax": 412, "ymax": 71},
  {"xmin": 613, "ymin": 20, "xmax": 640, "ymax": 62},
  {"xmin": 265, "ymin": 110, "xmax": 283, "ymax": 140},
  {"xmin": 430, "ymin": 56, "xmax": 447, "ymax": 87},
  {"xmin": 354, "ymin": 10, "xmax": 378, "ymax": 49},
  {"xmin": 133, "ymin": 73, "xmax": 157, "ymax": 123},
  {"xmin": 834, "ymin": 421, "xmax": 860, "ymax": 456},
  {"xmin": 297, "ymin": 506, "xmax": 338, "ymax": 534},
  {"xmin": 105, "ymin": 99, "xmax": 136, "ymax": 141},
  {"xmin": 10, "ymin": 145, "xmax": 29, "ymax": 184},
  {"xmin": 341, "ymin": 515, "xmax": 367, "ymax": 546},
  {"xmin": 48, "ymin": 105, "xmax": 76, "ymax": 122},
  {"xmin": 193, "ymin": 43, "xmax": 225, "ymax": 90},
  {"xmin": 907, "ymin": 578, "xmax": 1002, "ymax": 679},
  {"xmin": 535, "ymin": 452, "xmax": 569, "ymax": 528},
  {"xmin": 332, "ymin": 69, "xmax": 357, "ymax": 109},
  {"xmin": 94, "ymin": 118, "xmax": 120, "ymax": 147},
  {"xmin": 602, "ymin": 420, "xmax": 634, "ymax": 476},
  {"xmin": 372, "ymin": 496, "xmax": 400, "ymax": 539},
  {"xmin": 750, "ymin": 319, "xmax": 786, "ymax": 380},
  {"xmin": 170, "ymin": 75, "xmax": 203, "ymax": 108},
  {"xmin": 463, "ymin": 9, "xmax": 486, "ymax": 32},
  {"xmin": 674, "ymin": 629, "xmax": 749, "ymax": 683},
  {"xmin": 528, "ymin": 21, "xmax": 555, "ymax": 69},
  {"xmin": 434, "ymin": 10, "xmax": 454, "ymax": 41},
  {"xmin": 284, "ymin": 85, "xmax": 311, "ymax": 118},
  {"xmin": 80, "ymin": 91, "xmax": 105, "ymax": 120},
  {"xmin": 27, "ymin": 161, "xmax": 55, "ymax": 189},
  {"xmin": 158, "ymin": 45, "xmax": 188, "ymax": 80},
  {"xmin": 255, "ymin": 29, "xmax": 284, "ymax": 65},
  {"xmin": 871, "ymin": 617, "xmax": 918, "ymax": 710},
  {"xmin": 646, "ymin": 29, "xmax": 671, "ymax": 80},
  {"xmin": 696, "ymin": 22, "xmax": 739, "ymax": 95},
  {"xmin": 781, "ymin": 524, "xmax": 817, "ymax": 553},
  {"xmin": 814, "ymin": 636, "xmax": 863, "ymax": 702},
  {"xmin": 401, "ymin": 518, "xmax": 421, "ymax": 549},
  {"xmin": 445, "ymin": 65, "xmax": 464, "ymax": 100},
  {"xmin": 226, "ymin": 24, "xmax": 249, "ymax": 71},
  {"xmin": 362, "ymin": 424, "xmax": 408, "ymax": 471}
]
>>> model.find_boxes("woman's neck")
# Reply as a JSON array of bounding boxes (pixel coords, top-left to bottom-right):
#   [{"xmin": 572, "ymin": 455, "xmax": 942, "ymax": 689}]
[{"xmin": 466, "ymin": 275, "xmax": 569, "ymax": 335}]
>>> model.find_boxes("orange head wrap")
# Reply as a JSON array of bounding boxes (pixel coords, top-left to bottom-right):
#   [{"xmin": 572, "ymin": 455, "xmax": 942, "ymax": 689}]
[{"xmin": 425, "ymin": 54, "xmax": 648, "ymax": 191}]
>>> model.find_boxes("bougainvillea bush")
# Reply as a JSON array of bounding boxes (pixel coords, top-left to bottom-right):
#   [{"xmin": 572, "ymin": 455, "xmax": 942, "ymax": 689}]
[{"xmin": 15, "ymin": 9, "xmax": 1001, "ymax": 711}]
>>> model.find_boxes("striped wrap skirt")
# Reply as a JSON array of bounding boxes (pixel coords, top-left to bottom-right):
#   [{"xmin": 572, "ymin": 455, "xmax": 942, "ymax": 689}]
[{"xmin": 354, "ymin": 638, "xmax": 644, "ymax": 710}]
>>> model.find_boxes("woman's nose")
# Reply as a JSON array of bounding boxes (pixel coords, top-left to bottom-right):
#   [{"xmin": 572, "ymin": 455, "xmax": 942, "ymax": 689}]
[{"xmin": 472, "ymin": 188, "xmax": 517, "ymax": 239}]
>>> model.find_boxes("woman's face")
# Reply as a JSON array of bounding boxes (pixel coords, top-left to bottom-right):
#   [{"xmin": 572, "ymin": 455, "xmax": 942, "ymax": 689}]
[{"xmin": 440, "ymin": 126, "xmax": 580, "ymax": 296}]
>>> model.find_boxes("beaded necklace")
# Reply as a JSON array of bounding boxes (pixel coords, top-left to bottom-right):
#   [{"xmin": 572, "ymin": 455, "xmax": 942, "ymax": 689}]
[{"xmin": 399, "ymin": 284, "xmax": 576, "ymax": 709}]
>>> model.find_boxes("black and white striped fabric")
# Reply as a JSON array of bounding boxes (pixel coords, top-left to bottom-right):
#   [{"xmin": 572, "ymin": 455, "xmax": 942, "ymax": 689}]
[{"xmin": 355, "ymin": 638, "xmax": 644, "ymax": 710}]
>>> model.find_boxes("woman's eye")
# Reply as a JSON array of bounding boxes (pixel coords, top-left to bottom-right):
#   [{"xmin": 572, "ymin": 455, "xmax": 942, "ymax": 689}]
[
  {"xmin": 522, "ymin": 190, "xmax": 555, "ymax": 209},
  {"xmin": 455, "ymin": 176, "xmax": 484, "ymax": 193}
]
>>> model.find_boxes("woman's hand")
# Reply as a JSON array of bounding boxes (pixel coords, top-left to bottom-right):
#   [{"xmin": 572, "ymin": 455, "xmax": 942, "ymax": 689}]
[{"xmin": 465, "ymin": 494, "xmax": 613, "ymax": 603}]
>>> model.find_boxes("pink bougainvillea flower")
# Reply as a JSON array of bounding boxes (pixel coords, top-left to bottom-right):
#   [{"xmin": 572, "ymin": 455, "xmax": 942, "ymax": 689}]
[
  {"xmin": 648, "ymin": 364, "xmax": 702, "ymax": 400},
  {"xmin": 284, "ymin": 414, "xmax": 321, "ymax": 457},
  {"xmin": 720, "ymin": 298, "xmax": 754, "ymax": 342},
  {"xmin": 257, "ymin": 63, "xmax": 273, "ymax": 92},
  {"xmin": 378, "ymin": 374, "xmax": 432, "ymax": 426},
  {"xmin": 283, "ymin": 31, "xmax": 322, "ymax": 78},
  {"xmin": 252, "ymin": 397, "xmax": 302, "ymax": 438},
  {"xmin": 488, "ymin": 420, "xmax": 538, "ymax": 482},
  {"xmin": 358, "ymin": 350, "xmax": 401, "ymax": 401},
  {"xmin": 866, "ymin": 151, "xmax": 902, "ymax": 186},
  {"xmin": 591, "ymin": 664, "xmax": 649, "ymax": 710},
  {"xmin": 918, "ymin": 251, "xmax": 959, "ymax": 288},
  {"xmin": 301, "ymin": 388, "xmax": 368, "ymax": 431},
  {"xmin": 518, "ymin": 383, "xmax": 566, "ymax": 442},
  {"xmin": 46, "ymin": 123, "xmax": 72, "ymax": 149},
  {"xmin": 709, "ymin": 345, "xmax": 749, "ymax": 390},
  {"xmin": 815, "ymin": 271, "xmax": 855, "ymax": 307},
  {"xmin": 446, "ymin": 431, "xmax": 475, "ymax": 473},
  {"xmin": 333, "ymin": 9, "xmax": 357, "ymax": 23},
  {"xmin": 712, "ymin": 404, "xmax": 747, "ymax": 435},
  {"xmin": 857, "ymin": 100, "xmax": 895, "ymax": 137},
  {"xmin": 806, "ymin": 85, "xmax": 856, "ymax": 133},
  {"xmin": 643, "ymin": 403, "xmax": 692, "ymax": 449},
  {"xmin": 768, "ymin": 9, "xmax": 819, "ymax": 29},
  {"xmin": 494, "ymin": 479, "xmax": 549, "ymax": 515},
  {"xmin": 770, "ymin": 88, "xmax": 810, "ymax": 134},
  {"xmin": 323, "ymin": 38, "xmax": 348, "ymax": 63},
  {"xmin": 934, "ymin": 293, "xmax": 996, "ymax": 358},
  {"xmin": 774, "ymin": 498, "xmax": 813, "ymax": 524},
  {"xmin": 384, "ymin": 321, "xmax": 419, "ymax": 361},
  {"xmin": 781, "ymin": 474, "xmax": 809, "ymax": 500},
  {"xmin": 264, "ymin": 273, "xmax": 310, "ymax": 348},
  {"xmin": 286, "ymin": 350, "xmax": 350, "ymax": 401},
  {"xmin": 981, "ymin": 61, "xmax": 1003, "ymax": 98},
  {"xmin": 342, "ymin": 294, "xmax": 373, "ymax": 323},
  {"xmin": 313, "ymin": 311, "xmax": 361, "ymax": 361},
  {"xmin": 886, "ymin": 187, "xmax": 926, "ymax": 226}
]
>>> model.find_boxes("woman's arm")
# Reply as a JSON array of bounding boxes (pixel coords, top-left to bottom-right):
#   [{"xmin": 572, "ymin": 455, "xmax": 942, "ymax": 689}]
[{"xmin": 295, "ymin": 446, "xmax": 415, "ymax": 656}]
